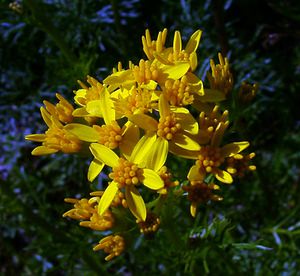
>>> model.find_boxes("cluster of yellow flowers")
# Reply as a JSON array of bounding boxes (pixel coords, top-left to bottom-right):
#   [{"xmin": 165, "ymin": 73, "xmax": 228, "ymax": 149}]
[{"xmin": 26, "ymin": 28, "xmax": 256, "ymax": 261}]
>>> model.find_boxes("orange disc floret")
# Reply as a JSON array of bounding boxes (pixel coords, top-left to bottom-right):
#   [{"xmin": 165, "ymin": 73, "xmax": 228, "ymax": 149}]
[
  {"xmin": 196, "ymin": 146, "xmax": 224, "ymax": 174},
  {"xmin": 157, "ymin": 112, "xmax": 181, "ymax": 140}
]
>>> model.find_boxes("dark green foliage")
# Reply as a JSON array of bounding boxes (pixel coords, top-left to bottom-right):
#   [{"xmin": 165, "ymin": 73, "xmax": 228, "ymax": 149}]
[{"xmin": 1, "ymin": 0, "xmax": 300, "ymax": 274}]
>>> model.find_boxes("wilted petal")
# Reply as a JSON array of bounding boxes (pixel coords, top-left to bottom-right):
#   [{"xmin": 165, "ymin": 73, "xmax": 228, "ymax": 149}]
[
  {"xmin": 65, "ymin": 123, "xmax": 99, "ymax": 142},
  {"xmin": 215, "ymin": 169, "xmax": 233, "ymax": 184},
  {"xmin": 88, "ymin": 158, "xmax": 105, "ymax": 182},
  {"xmin": 220, "ymin": 141, "xmax": 250, "ymax": 157},
  {"xmin": 142, "ymin": 168, "xmax": 164, "ymax": 189},
  {"xmin": 90, "ymin": 143, "xmax": 119, "ymax": 167},
  {"xmin": 98, "ymin": 181, "xmax": 119, "ymax": 215},
  {"xmin": 125, "ymin": 185, "xmax": 146, "ymax": 221}
]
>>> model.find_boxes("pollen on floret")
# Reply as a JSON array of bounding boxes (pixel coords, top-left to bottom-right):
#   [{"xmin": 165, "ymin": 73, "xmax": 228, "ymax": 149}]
[
  {"xmin": 133, "ymin": 59, "xmax": 159, "ymax": 84},
  {"xmin": 163, "ymin": 77, "xmax": 194, "ymax": 106},
  {"xmin": 44, "ymin": 127, "xmax": 82, "ymax": 153},
  {"xmin": 109, "ymin": 158, "xmax": 143, "ymax": 188},
  {"xmin": 157, "ymin": 112, "xmax": 181, "ymax": 140},
  {"xmin": 196, "ymin": 146, "xmax": 224, "ymax": 174},
  {"xmin": 93, "ymin": 121, "xmax": 123, "ymax": 149},
  {"xmin": 137, "ymin": 211, "xmax": 160, "ymax": 234}
]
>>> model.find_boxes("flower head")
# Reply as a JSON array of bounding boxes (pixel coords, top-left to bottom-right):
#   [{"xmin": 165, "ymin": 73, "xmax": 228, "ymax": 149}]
[{"xmin": 93, "ymin": 235, "xmax": 125, "ymax": 261}]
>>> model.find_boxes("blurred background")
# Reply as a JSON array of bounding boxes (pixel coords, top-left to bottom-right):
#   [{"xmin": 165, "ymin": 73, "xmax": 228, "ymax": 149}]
[{"xmin": 1, "ymin": 0, "xmax": 300, "ymax": 274}]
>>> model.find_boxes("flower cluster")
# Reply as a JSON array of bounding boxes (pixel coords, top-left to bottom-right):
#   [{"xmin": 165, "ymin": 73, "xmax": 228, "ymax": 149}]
[{"xmin": 26, "ymin": 28, "xmax": 256, "ymax": 261}]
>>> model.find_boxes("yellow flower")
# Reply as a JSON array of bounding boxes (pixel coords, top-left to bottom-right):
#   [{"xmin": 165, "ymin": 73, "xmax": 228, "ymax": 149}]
[
  {"xmin": 207, "ymin": 53, "xmax": 233, "ymax": 96},
  {"xmin": 188, "ymin": 122, "xmax": 250, "ymax": 184},
  {"xmin": 226, "ymin": 152, "xmax": 256, "ymax": 178},
  {"xmin": 162, "ymin": 72, "xmax": 204, "ymax": 106},
  {"xmin": 93, "ymin": 234, "xmax": 125, "ymax": 261},
  {"xmin": 63, "ymin": 198, "xmax": 95, "ymax": 220},
  {"xmin": 89, "ymin": 142, "xmax": 164, "ymax": 221},
  {"xmin": 43, "ymin": 93, "xmax": 74, "ymax": 123},
  {"xmin": 198, "ymin": 105, "xmax": 229, "ymax": 144},
  {"xmin": 25, "ymin": 107, "xmax": 81, "ymax": 155},
  {"xmin": 73, "ymin": 76, "xmax": 105, "ymax": 118},
  {"xmin": 142, "ymin": 28, "xmax": 168, "ymax": 60},
  {"xmin": 152, "ymin": 29, "xmax": 202, "ymax": 72},
  {"xmin": 130, "ymin": 94, "xmax": 200, "ymax": 170}
]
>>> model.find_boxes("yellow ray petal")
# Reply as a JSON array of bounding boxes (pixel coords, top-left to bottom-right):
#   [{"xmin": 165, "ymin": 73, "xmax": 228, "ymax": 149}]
[
  {"xmin": 125, "ymin": 185, "xmax": 146, "ymax": 221},
  {"xmin": 190, "ymin": 202, "xmax": 197, "ymax": 217},
  {"xmin": 185, "ymin": 30, "xmax": 202, "ymax": 54},
  {"xmin": 215, "ymin": 169, "xmax": 233, "ymax": 184},
  {"xmin": 129, "ymin": 114, "xmax": 158, "ymax": 132},
  {"xmin": 162, "ymin": 62, "xmax": 190, "ymax": 80},
  {"xmin": 173, "ymin": 30, "xmax": 182, "ymax": 52},
  {"xmin": 98, "ymin": 181, "xmax": 119, "ymax": 215},
  {"xmin": 130, "ymin": 133, "xmax": 157, "ymax": 165},
  {"xmin": 145, "ymin": 137, "xmax": 169, "ymax": 171},
  {"xmin": 172, "ymin": 107, "xmax": 198, "ymax": 135},
  {"xmin": 220, "ymin": 141, "xmax": 250, "ymax": 157},
  {"xmin": 86, "ymin": 100, "xmax": 102, "ymax": 117},
  {"xmin": 25, "ymin": 134, "xmax": 46, "ymax": 142},
  {"xmin": 88, "ymin": 158, "xmax": 105, "ymax": 182},
  {"xmin": 31, "ymin": 146, "xmax": 58, "ymax": 155},
  {"xmin": 65, "ymin": 123, "xmax": 99, "ymax": 142},
  {"xmin": 120, "ymin": 123, "xmax": 140, "ymax": 158},
  {"xmin": 40, "ymin": 107, "xmax": 52, "ymax": 127},
  {"xmin": 72, "ymin": 107, "xmax": 90, "ymax": 117},
  {"xmin": 211, "ymin": 122, "xmax": 229, "ymax": 148},
  {"xmin": 142, "ymin": 168, "xmax": 164, "ymax": 189},
  {"xmin": 100, "ymin": 87, "xmax": 115, "ymax": 124},
  {"xmin": 187, "ymin": 165, "xmax": 205, "ymax": 181},
  {"xmin": 196, "ymin": 89, "xmax": 226, "ymax": 102},
  {"xmin": 172, "ymin": 134, "xmax": 200, "ymax": 151},
  {"xmin": 159, "ymin": 94, "xmax": 170, "ymax": 118},
  {"xmin": 89, "ymin": 143, "xmax": 119, "ymax": 167},
  {"xmin": 169, "ymin": 143, "xmax": 199, "ymax": 159}
]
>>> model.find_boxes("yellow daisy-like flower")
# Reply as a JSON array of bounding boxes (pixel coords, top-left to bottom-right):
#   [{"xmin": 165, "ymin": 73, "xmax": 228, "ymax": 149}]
[
  {"xmin": 93, "ymin": 234, "xmax": 125, "ymax": 261},
  {"xmin": 188, "ymin": 122, "xmax": 250, "ymax": 184},
  {"xmin": 25, "ymin": 107, "xmax": 81, "ymax": 155},
  {"xmin": 73, "ymin": 76, "xmax": 105, "ymax": 118},
  {"xmin": 130, "ymin": 94, "xmax": 200, "ymax": 170},
  {"xmin": 43, "ymin": 93, "xmax": 74, "ymax": 124},
  {"xmin": 89, "ymin": 142, "xmax": 164, "ymax": 221},
  {"xmin": 152, "ymin": 29, "xmax": 202, "ymax": 72}
]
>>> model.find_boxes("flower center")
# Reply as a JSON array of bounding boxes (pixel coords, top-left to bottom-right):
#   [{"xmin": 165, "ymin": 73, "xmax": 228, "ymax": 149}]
[
  {"xmin": 183, "ymin": 181, "xmax": 215, "ymax": 204},
  {"xmin": 109, "ymin": 158, "xmax": 143, "ymax": 188},
  {"xmin": 133, "ymin": 59, "xmax": 159, "ymax": 84},
  {"xmin": 196, "ymin": 146, "xmax": 224, "ymax": 173},
  {"xmin": 167, "ymin": 49, "xmax": 190, "ymax": 63},
  {"xmin": 164, "ymin": 76, "xmax": 193, "ymax": 106},
  {"xmin": 44, "ymin": 127, "xmax": 81, "ymax": 153},
  {"xmin": 93, "ymin": 121, "xmax": 122, "ymax": 149},
  {"xmin": 137, "ymin": 212, "xmax": 160, "ymax": 234},
  {"xmin": 157, "ymin": 112, "xmax": 181, "ymax": 140}
]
